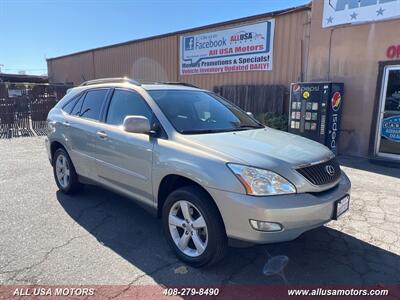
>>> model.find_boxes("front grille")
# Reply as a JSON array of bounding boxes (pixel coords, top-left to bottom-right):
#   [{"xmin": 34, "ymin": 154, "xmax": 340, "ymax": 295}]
[{"xmin": 296, "ymin": 157, "xmax": 341, "ymax": 186}]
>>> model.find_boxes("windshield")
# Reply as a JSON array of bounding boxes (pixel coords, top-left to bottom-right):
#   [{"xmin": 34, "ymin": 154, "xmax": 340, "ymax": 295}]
[{"xmin": 149, "ymin": 90, "xmax": 263, "ymax": 134}]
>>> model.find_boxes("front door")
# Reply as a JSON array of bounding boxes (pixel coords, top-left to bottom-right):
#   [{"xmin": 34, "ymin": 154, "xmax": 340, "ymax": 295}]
[{"xmin": 375, "ymin": 66, "xmax": 400, "ymax": 160}]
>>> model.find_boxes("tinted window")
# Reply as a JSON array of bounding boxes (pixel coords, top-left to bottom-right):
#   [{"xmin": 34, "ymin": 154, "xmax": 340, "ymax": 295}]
[
  {"xmin": 106, "ymin": 89, "xmax": 153, "ymax": 125},
  {"xmin": 149, "ymin": 90, "xmax": 262, "ymax": 134},
  {"xmin": 71, "ymin": 95, "xmax": 84, "ymax": 116},
  {"xmin": 79, "ymin": 89, "xmax": 108, "ymax": 120},
  {"xmin": 62, "ymin": 94, "xmax": 82, "ymax": 114}
]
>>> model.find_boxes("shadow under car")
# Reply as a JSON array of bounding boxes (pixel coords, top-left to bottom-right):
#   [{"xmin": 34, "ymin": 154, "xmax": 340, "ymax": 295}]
[{"xmin": 56, "ymin": 185, "xmax": 400, "ymax": 285}]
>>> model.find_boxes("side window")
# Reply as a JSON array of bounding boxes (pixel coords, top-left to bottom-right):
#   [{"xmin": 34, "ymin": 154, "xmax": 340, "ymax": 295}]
[
  {"xmin": 106, "ymin": 89, "xmax": 153, "ymax": 125},
  {"xmin": 79, "ymin": 89, "xmax": 108, "ymax": 120},
  {"xmin": 62, "ymin": 94, "xmax": 82, "ymax": 114},
  {"xmin": 71, "ymin": 95, "xmax": 84, "ymax": 116}
]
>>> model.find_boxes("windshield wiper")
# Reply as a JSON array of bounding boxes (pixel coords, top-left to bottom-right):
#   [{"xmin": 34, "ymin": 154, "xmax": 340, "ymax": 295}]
[
  {"xmin": 235, "ymin": 124, "xmax": 264, "ymax": 129},
  {"xmin": 180, "ymin": 129, "xmax": 237, "ymax": 134}
]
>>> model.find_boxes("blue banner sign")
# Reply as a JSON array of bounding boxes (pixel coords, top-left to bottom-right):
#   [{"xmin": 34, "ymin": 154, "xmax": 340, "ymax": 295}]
[{"xmin": 381, "ymin": 115, "xmax": 400, "ymax": 142}]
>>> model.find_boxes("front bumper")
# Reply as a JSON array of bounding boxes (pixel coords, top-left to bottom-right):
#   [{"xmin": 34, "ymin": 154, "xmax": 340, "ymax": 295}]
[{"xmin": 207, "ymin": 172, "xmax": 351, "ymax": 244}]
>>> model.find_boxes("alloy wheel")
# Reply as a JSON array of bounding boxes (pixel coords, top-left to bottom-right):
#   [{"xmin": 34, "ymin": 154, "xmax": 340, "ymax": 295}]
[
  {"xmin": 55, "ymin": 154, "xmax": 70, "ymax": 188},
  {"xmin": 168, "ymin": 200, "xmax": 208, "ymax": 257}
]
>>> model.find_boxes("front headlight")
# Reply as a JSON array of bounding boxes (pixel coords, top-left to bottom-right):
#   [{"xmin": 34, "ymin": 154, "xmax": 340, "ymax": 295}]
[{"xmin": 227, "ymin": 163, "xmax": 296, "ymax": 196}]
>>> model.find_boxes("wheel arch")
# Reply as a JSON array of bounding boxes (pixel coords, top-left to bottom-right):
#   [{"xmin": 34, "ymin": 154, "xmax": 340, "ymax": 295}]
[
  {"xmin": 50, "ymin": 140, "xmax": 69, "ymax": 164},
  {"xmin": 50, "ymin": 140, "xmax": 67, "ymax": 164},
  {"xmin": 157, "ymin": 174, "xmax": 225, "ymax": 228}
]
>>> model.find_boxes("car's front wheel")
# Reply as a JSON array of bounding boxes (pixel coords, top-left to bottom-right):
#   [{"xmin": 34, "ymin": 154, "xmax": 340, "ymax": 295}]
[
  {"xmin": 53, "ymin": 148, "xmax": 82, "ymax": 194},
  {"xmin": 162, "ymin": 186, "xmax": 227, "ymax": 267}
]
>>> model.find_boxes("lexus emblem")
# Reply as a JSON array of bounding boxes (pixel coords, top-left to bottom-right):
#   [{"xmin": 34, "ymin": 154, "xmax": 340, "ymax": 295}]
[{"xmin": 325, "ymin": 165, "xmax": 335, "ymax": 176}]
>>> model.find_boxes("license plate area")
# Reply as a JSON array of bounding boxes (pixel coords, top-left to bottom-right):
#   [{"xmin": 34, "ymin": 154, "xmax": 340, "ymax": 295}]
[{"xmin": 333, "ymin": 195, "xmax": 350, "ymax": 220}]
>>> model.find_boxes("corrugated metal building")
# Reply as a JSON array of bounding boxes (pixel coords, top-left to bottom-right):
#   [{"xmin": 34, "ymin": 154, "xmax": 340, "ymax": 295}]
[
  {"xmin": 47, "ymin": 4, "xmax": 311, "ymax": 90},
  {"xmin": 46, "ymin": 0, "xmax": 400, "ymax": 161}
]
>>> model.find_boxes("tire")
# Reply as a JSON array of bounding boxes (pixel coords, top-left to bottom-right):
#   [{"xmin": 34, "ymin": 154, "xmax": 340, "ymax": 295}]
[
  {"xmin": 162, "ymin": 185, "xmax": 227, "ymax": 267},
  {"xmin": 53, "ymin": 148, "xmax": 82, "ymax": 194}
]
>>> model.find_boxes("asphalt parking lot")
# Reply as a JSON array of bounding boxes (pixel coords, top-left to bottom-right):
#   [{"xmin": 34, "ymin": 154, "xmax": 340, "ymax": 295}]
[{"xmin": 0, "ymin": 137, "xmax": 399, "ymax": 285}]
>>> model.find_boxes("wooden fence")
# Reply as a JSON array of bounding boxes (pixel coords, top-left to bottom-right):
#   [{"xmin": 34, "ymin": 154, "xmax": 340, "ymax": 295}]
[{"xmin": 213, "ymin": 85, "xmax": 288, "ymax": 115}]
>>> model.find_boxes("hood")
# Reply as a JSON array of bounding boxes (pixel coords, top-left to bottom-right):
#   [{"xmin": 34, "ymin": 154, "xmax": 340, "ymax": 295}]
[{"xmin": 179, "ymin": 128, "xmax": 333, "ymax": 169}]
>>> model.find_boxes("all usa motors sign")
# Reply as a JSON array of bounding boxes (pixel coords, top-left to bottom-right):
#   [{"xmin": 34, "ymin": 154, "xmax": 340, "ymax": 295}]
[
  {"xmin": 180, "ymin": 21, "xmax": 275, "ymax": 75},
  {"xmin": 323, "ymin": 0, "xmax": 400, "ymax": 28}
]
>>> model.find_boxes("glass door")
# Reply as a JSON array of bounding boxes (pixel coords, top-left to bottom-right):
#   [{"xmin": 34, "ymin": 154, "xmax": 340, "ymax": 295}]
[{"xmin": 376, "ymin": 66, "xmax": 400, "ymax": 159}]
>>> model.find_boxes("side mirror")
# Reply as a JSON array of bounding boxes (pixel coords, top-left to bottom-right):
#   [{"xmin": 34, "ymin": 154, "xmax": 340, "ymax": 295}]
[{"xmin": 123, "ymin": 115, "xmax": 151, "ymax": 134}]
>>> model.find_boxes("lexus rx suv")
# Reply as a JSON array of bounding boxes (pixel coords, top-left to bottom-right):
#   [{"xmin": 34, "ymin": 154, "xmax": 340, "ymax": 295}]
[{"xmin": 46, "ymin": 78, "xmax": 351, "ymax": 267}]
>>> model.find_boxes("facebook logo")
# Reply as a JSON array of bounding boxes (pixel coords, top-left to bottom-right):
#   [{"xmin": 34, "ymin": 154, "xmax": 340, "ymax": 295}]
[{"xmin": 184, "ymin": 37, "xmax": 195, "ymax": 50}]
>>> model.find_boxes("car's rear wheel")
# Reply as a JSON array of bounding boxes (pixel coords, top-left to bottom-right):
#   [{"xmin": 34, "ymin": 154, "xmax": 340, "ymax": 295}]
[
  {"xmin": 162, "ymin": 185, "xmax": 227, "ymax": 267},
  {"xmin": 53, "ymin": 148, "xmax": 82, "ymax": 194}
]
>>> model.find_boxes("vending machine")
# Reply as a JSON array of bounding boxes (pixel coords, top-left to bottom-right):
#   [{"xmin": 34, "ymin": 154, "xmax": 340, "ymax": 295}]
[{"xmin": 288, "ymin": 82, "xmax": 344, "ymax": 155}]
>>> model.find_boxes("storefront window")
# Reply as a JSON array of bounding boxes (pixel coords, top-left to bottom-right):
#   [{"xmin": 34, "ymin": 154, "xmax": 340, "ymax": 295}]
[{"xmin": 378, "ymin": 67, "xmax": 400, "ymax": 157}]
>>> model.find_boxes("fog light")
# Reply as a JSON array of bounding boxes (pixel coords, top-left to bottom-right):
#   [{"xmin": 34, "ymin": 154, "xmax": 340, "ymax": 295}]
[{"xmin": 249, "ymin": 220, "xmax": 283, "ymax": 232}]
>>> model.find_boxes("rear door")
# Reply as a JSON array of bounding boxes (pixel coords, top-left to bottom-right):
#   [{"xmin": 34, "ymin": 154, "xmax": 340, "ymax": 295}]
[
  {"xmin": 94, "ymin": 88, "xmax": 155, "ymax": 207},
  {"xmin": 63, "ymin": 88, "xmax": 110, "ymax": 179}
]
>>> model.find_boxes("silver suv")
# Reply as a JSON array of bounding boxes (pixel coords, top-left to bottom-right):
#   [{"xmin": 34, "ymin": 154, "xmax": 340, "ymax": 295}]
[{"xmin": 46, "ymin": 78, "xmax": 351, "ymax": 267}]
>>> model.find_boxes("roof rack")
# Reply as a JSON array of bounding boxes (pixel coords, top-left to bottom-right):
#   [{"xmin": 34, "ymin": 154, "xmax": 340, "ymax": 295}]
[
  {"xmin": 155, "ymin": 81, "xmax": 199, "ymax": 88},
  {"xmin": 135, "ymin": 80, "xmax": 199, "ymax": 88},
  {"xmin": 80, "ymin": 77, "xmax": 141, "ymax": 86}
]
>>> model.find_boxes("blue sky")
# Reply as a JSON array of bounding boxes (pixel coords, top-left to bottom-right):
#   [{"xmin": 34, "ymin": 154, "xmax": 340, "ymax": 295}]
[{"xmin": 0, "ymin": 0, "xmax": 308, "ymax": 75}]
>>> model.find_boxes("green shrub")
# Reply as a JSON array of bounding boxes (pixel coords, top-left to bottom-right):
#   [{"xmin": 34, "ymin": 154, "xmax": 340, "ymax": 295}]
[{"xmin": 255, "ymin": 112, "xmax": 288, "ymax": 131}]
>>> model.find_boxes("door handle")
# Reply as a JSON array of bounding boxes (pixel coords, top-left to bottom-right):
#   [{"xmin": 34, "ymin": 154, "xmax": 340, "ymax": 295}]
[
  {"xmin": 96, "ymin": 131, "xmax": 108, "ymax": 139},
  {"xmin": 62, "ymin": 121, "xmax": 70, "ymax": 127}
]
